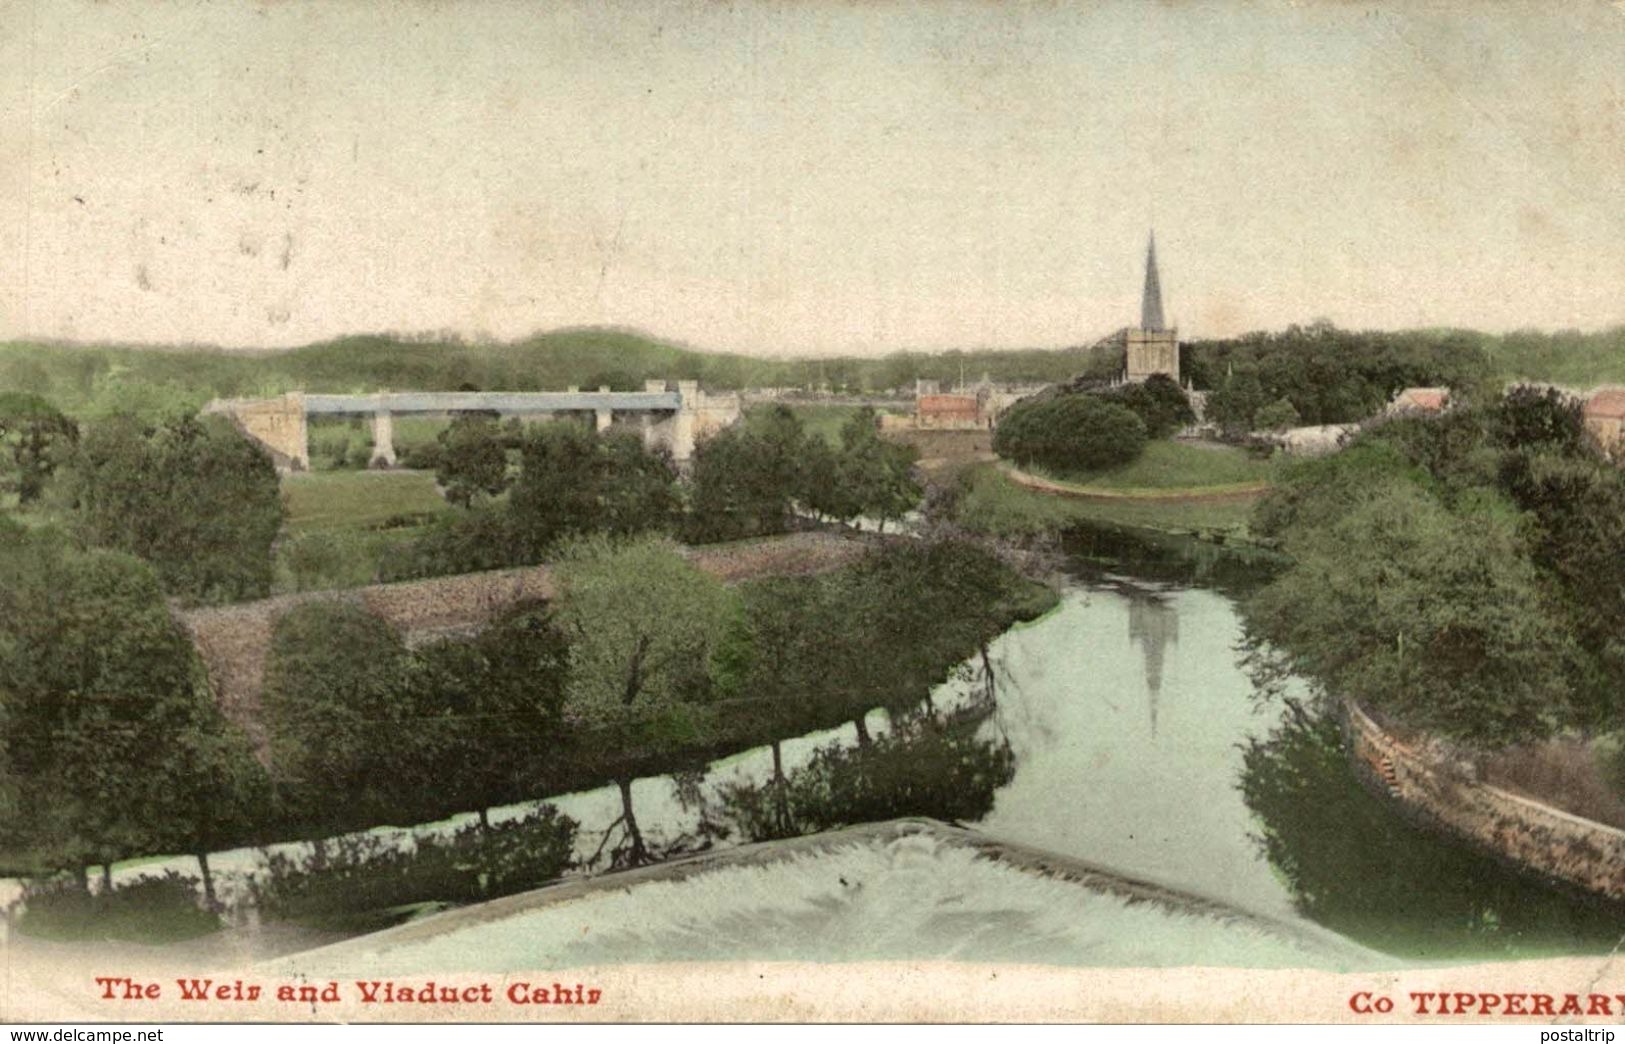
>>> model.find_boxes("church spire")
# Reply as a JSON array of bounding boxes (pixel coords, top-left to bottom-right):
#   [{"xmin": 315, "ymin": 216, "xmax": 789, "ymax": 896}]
[{"xmin": 1141, "ymin": 231, "xmax": 1166, "ymax": 332}]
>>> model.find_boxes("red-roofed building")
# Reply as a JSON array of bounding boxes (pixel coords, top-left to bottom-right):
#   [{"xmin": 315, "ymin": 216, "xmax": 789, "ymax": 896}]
[
  {"xmin": 917, "ymin": 394, "xmax": 982, "ymax": 429},
  {"xmin": 1583, "ymin": 387, "xmax": 1625, "ymax": 461},
  {"xmin": 1388, "ymin": 387, "xmax": 1451, "ymax": 416}
]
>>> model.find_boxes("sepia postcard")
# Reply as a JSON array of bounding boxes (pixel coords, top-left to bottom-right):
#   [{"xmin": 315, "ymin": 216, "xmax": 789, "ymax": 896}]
[{"xmin": 1, "ymin": 0, "xmax": 1623, "ymax": 1026}]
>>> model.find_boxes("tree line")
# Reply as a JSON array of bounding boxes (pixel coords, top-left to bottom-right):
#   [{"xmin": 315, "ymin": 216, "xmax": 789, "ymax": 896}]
[
  {"xmin": 388, "ymin": 404, "xmax": 919, "ymax": 580},
  {"xmin": 0, "ymin": 527, "xmax": 1052, "ymax": 896},
  {"xmin": 1184, "ymin": 322, "xmax": 1496, "ymax": 432}
]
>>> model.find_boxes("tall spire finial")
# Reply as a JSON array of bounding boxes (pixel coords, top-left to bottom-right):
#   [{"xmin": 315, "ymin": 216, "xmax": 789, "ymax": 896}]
[{"xmin": 1141, "ymin": 230, "xmax": 1166, "ymax": 332}]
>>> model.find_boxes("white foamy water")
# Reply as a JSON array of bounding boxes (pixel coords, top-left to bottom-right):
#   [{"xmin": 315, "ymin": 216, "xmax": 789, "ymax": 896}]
[{"xmin": 271, "ymin": 833, "xmax": 1377, "ymax": 974}]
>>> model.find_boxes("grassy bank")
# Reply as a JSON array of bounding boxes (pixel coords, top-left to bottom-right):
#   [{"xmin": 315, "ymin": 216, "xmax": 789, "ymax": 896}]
[{"xmin": 1030, "ymin": 439, "xmax": 1274, "ymax": 494}]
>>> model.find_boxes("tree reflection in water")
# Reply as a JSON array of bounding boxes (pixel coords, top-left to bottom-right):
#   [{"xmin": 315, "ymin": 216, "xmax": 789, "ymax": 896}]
[
  {"xmin": 701, "ymin": 714, "xmax": 1017, "ymax": 846},
  {"xmin": 1239, "ymin": 702, "xmax": 1625, "ymax": 959}
]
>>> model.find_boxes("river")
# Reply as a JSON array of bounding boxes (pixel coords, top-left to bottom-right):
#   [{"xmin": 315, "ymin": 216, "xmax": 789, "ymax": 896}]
[{"xmin": 488, "ymin": 521, "xmax": 1625, "ymax": 965}]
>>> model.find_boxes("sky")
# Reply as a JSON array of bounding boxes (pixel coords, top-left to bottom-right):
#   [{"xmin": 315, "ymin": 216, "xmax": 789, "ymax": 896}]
[{"xmin": 1, "ymin": 0, "xmax": 1622, "ymax": 357}]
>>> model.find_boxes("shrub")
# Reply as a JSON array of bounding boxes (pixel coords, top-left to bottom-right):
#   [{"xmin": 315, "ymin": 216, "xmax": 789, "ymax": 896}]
[
  {"xmin": 993, "ymin": 393, "xmax": 1147, "ymax": 474},
  {"xmin": 397, "ymin": 440, "xmax": 445, "ymax": 471},
  {"xmin": 376, "ymin": 506, "xmax": 519, "ymax": 581},
  {"xmin": 1101, "ymin": 374, "xmax": 1196, "ymax": 438},
  {"xmin": 249, "ymin": 805, "xmax": 577, "ymax": 924},
  {"xmin": 707, "ymin": 722, "xmax": 1016, "ymax": 843},
  {"xmin": 280, "ymin": 531, "xmax": 346, "ymax": 591}
]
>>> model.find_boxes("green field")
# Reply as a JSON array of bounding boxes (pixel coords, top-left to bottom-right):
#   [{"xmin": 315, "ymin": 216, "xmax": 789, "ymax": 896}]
[
  {"xmin": 952, "ymin": 463, "xmax": 1261, "ymax": 541},
  {"xmin": 282, "ymin": 470, "xmax": 450, "ymax": 533},
  {"xmin": 274, "ymin": 470, "xmax": 452, "ymax": 594},
  {"xmin": 1035, "ymin": 439, "xmax": 1274, "ymax": 493},
  {"xmin": 782, "ymin": 404, "xmax": 865, "ymax": 446}
]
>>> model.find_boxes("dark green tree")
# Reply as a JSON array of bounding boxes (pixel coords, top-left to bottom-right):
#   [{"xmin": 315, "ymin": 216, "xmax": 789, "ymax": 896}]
[
  {"xmin": 409, "ymin": 601, "xmax": 571, "ymax": 827},
  {"xmin": 684, "ymin": 406, "xmax": 814, "ymax": 541},
  {"xmin": 72, "ymin": 414, "xmax": 283, "ymax": 604},
  {"xmin": 435, "ymin": 413, "xmax": 510, "ymax": 507},
  {"xmin": 993, "ymin": 393, "xmax": 1147, "ymax": 474},
  {"xmin": 1103, "ymin": 374, "xmax": 1196, "ymax": 438},
  {"xmin": 260, "ymin": 603, "xmax": 414, "ymax": 833},
  {"xmin": 0, "ymin": 531, "xmax": 268, "ymax": 893},
  {"xmin": 833, "ymin": 407, "xmax": 921, "ymax": 530},
  {"xmin": 507, "ymin": 423, "xmax": 679, "ymax": 559},
  {"xmin": 1253, "ymin": 397, "xmax": 1301, "ymax": 432}
]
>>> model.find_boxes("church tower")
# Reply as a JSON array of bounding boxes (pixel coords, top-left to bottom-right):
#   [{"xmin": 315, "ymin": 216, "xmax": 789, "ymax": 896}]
[{"xmin": 1125, "ymin": 232, "xmax": 1180, "ymax": 383}]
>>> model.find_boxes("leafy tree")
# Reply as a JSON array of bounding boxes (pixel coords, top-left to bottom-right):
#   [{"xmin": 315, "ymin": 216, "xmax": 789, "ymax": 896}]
[
  {"xmin": 435, "ymin": 413, "xmax": 510, "ymax": 507},
  {"xmin": 507, "ymin": 423, "xmax": 679, "ymax": 559},
  {"xmin": 1102, "ymin": 374, "xmax": 1196, "ymax": 438},
  {"xmin": 1493, "ymin": 450, "xmax": 1625, "ymax": 730},
  {"xmin": 0, "ymin": 392, "xmax": 78, "ymax": 505},
  {"xmin": 71, "ymin": 414, "xmax": 283, "ymax": 604},
  {"xmin": 684, "ymin": 405, "xmax": 814, "ymax": 541},
  {"xmin": 260, "ymin": 603, "xmax": 414, "ymax": 833},
  {"xmin": 409, "ymin": 601, "xmax": 571, "ymax": 827},
  {"xmin": 993, "ymin": 393, "xmax": 1147, "ymax": 474},
  {"xmin": 832, "ymin": 407, "xmax": 921, "ymax": 530},
  {"xmin": 550, "ymin": 534, "xmax": 736, "ymax": 864},
  {"xmin": 1186, "ymin": 324, "xmax": 1494, "ymax": 427},
  {"xmin": 1203, "ymin": 368, "xmax": 1268, "ymax": 432},
  {"xmin": 1493, "ymin": 385, "xmax": 1586, "ymax": 454},
  {"xmin": 0, "ymin": 531, "xmax": 267, "ymax": 891},
  {"xmin": 1244, "ymin": 483, "xmax": 1574, "ymax": 747}
]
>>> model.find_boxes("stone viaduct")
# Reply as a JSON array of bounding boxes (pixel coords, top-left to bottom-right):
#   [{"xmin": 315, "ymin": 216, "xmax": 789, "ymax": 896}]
[{"xmin": 203, "ymin": 380, "xmax": 741, "ymax": 470}]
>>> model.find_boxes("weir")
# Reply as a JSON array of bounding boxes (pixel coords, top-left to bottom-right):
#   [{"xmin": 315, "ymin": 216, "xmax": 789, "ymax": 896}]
[{"xmin": 203, "ymin": 381, "xmax": 741, "ymax": 470}]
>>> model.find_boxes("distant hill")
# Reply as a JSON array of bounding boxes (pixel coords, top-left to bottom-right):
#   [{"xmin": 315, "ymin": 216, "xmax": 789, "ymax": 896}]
[{"xmin": 0, "ymin": 326, "xmax": 1104, "ymax": 419}]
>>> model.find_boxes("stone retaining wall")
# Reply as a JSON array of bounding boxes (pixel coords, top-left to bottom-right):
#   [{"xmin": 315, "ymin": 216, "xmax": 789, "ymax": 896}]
[
  {"xmin": 179, "ymin": 531, "xmax": 869, "ymax": 757},
  {"xmin": 1345, "ymin": 702, "xmax": 1625, "ymax": 902}
]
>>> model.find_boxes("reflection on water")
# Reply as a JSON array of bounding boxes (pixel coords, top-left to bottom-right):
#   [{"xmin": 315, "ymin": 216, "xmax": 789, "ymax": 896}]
[
  {"xmin": 1126, "ymin": 593, "xmax": 1179, "ymax": 736},
  {"xmin": 1239, "ymin": 708, "xmax": 1625, "ymax": 959},
  {"xmin": 969, "ymin": 518, "xmax": 1624, "ymax": 961},
  {"xmin": 975, "ymin": 581, "xmax": 1304, "ymax": 922}
]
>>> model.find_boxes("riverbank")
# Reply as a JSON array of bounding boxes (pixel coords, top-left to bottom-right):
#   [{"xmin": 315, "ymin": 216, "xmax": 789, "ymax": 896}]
[
  {"xmin": 1346, "ymin": 703, "xmax": 1625, "ymax": 904},
  {"xmin": 946, "ymin": 462, "xmax": 1266, "ymax": 546}
]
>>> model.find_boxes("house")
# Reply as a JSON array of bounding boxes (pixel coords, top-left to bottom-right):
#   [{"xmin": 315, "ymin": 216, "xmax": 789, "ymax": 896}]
[
  {"xmin": 1583, "ymin": 387, "xmax": 1625, "ymax": 461},
  {"xmin": 1388, "ymin": 387, "xmax": 1451, "ymax": 416},
  {"xmin": 916, "ymin": 394, "xmax": 982, "ymax": 429}
]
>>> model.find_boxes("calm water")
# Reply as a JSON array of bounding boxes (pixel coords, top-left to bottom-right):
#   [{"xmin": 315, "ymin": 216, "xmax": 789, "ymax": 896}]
[
  {"xmin": 956, "ymin": 527, "xmax": 1625, "ymax": 961},
  {"xmin": 565, "ymin": 522, "xmax": 1622, "ymax": 963}
]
